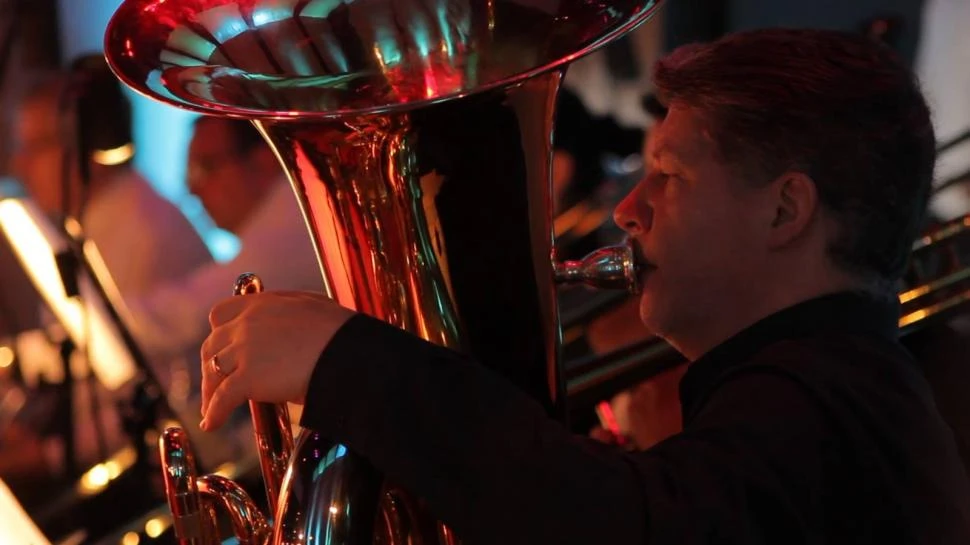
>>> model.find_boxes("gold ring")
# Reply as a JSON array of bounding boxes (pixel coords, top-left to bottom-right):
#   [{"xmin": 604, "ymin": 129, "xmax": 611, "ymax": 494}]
[{"xmin": 210, "ymin": 355, "xmax": 228, "ymax": 378}]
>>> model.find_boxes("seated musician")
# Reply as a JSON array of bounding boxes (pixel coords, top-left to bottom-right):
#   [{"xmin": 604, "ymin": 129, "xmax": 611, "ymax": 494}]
[
  {"xmin": 124, "ymin": 117, "xmax": 320, "ymax": 428},
  {"xmin": 197, "ymin": 29, "xmax": 970, "ymax": 542},
  {"xmin": 10, "ymin": 55, "xmax": 212, "ymax": 296},
  {"xmin": 1, "ymin": 55, "xmax": 212, "ymax": 488}
]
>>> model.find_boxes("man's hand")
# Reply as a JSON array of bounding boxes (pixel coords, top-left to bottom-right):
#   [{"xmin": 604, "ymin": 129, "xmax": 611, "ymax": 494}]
[{"xmin": 199, "ymin": 291, "xmax": 356, "ymax": 431}]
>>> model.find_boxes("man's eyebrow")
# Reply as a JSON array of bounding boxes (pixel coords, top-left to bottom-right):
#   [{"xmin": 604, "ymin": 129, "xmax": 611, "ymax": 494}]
[{"xmin": 650, "ymin": 144, "xmax": 688, "ymax": 166}]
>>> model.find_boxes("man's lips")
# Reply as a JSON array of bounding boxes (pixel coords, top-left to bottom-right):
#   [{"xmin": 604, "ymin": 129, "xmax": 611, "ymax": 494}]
[{"xmin": 630, "ymin": 240, "xmax": 656, "ymax": 274}]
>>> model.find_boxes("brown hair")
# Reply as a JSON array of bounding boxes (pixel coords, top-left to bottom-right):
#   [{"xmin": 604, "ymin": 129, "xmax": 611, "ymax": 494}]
[
  {"xmin": 194, "ymin": 116, "xmax": 266, "ymax": 156},
  {"xmin": 653, "ymin": 28, "xmax": 935, "ymax": 286}
]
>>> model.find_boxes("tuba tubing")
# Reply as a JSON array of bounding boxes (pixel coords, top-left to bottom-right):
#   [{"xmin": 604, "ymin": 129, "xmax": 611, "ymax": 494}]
[
  {"xmin": 158, "ymin": 427, "xmax": 219, "ymax": 545},
  {"xmin": 197, "ymin": 474, "xmax": 271, "ymax": 545},
  {"xmin": 159, "ymin": 426, "xmax": 271, "ymax": 545},
  {"xmin": 158, "ymin": 273, "xmax": 284, "ymax": 545},
  {"xmin": 232, "ymin": 273, "xmax": 295, "ymax": 518}
]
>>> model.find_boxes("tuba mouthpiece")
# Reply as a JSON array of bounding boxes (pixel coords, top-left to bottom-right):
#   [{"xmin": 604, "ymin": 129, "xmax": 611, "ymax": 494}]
[{"xmin": 554, "ymin": 239, "xmax": 641, "ymax": 293}]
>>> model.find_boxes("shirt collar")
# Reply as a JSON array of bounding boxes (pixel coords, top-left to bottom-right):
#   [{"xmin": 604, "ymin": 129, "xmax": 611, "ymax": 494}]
[{"xmin": 678, "ymin": 290, "xmax": 901, "ymax": 422}]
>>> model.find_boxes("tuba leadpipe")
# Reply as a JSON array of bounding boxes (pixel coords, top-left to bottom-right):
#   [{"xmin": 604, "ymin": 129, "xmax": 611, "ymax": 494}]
[
  {"xmin": 159, "ymin": 427, "xmax": 270, "ymax": 545},
  {"xmin": 231, "ymin": 273, "xmax": 295, "ymax": 518},
  {"xmin": 158, "ymin": 274, "xmax": 280, "ymax": 545},
  {"xmin": 105, "ymin": 0, "xmax": 665, "ymax": 543}
]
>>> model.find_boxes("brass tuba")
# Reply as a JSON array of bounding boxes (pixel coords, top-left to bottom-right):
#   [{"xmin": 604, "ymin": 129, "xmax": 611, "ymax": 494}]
[{"xmin": 104, "ymin": 0, "xmax": 662, "ymax": 543}]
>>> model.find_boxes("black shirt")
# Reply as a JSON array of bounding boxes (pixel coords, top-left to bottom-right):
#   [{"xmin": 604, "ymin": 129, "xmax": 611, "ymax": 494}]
[{"xmin": 301, "ymin": 291, "xmax": 970, "ymax": 544}]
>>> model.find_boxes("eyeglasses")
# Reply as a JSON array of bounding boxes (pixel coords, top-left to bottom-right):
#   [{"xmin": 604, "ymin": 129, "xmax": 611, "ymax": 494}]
[{"xmin": 187, "ymin": 150, "xmax": 239, "ymax": 192}]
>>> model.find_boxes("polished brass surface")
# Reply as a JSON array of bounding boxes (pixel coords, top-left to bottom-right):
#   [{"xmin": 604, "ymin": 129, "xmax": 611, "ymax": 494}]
[
  {"xmin": 106, "ymin": 0, "xmax": 664, "ymax": 543},
  {"xmin": 232, "ymin": 273, "xmax": 295, "ymax": 519},
  {"xmin": 157, "ymin": 274, "xmax": 278, "ymax": 545},
  {"xmin": 197, "ymin": 474, "xmax": 271, "ymax": 545},
  {"xmin": 158, "ymin": 427, "xmax": 214, "ymax": 544}
]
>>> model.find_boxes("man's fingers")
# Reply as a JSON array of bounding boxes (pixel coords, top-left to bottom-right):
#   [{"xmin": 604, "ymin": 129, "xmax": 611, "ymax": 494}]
[
  {"xmin": 200, "ymin": 343, "xmax": 240, "ymax": 417},
  {"xmin": 201, "ymin": 373, "xmax": 246, "ymax": 431},
  {"xmin": 209, "ymin": 296, "xmax": 249, "ymax": 328},
  {"xmin": 589, "ymin": 427, "xmax": 618, "ymax": 445},
  {"xmin": 201, "ymin": 322, "xmax": 234, "ymax": 365}
]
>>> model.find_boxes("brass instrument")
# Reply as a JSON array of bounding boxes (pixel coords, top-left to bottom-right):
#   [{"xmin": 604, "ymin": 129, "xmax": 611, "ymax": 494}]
[
  {"xmin": 104, "ymin": 0, "xmax": 663, "ymax": 543},
  {"xmin": 899, "ymin": 214, "xmax": 970, "ymax": 330}
]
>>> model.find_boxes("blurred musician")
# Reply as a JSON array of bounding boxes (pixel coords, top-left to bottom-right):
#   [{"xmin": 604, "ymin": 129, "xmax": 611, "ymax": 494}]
[
  {"xmin": 1, "ymin": 55, "xmax": 212, "ymax": 489},
  {"xmin": 125, "ymin": 118, "xmax": 320, "ymax": 388},
  {"xmin": 10, "ymin": 54, "xmax": 212, "ymax": 296},
  {"xmin": 197, "ymin": 29, "xmax": 970, "ymax": 543}
]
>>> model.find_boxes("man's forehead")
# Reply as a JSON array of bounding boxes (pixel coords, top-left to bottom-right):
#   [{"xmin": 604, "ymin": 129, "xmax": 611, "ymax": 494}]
[{"xmin": 645, "ymin": 106, "xmax": 711, "ymax": 162}]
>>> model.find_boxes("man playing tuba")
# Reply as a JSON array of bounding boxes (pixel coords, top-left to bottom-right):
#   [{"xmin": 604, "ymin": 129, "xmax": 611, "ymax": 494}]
[{"xmin": 197, "ymin": 29, "xmax": 970, "ymax": 544}]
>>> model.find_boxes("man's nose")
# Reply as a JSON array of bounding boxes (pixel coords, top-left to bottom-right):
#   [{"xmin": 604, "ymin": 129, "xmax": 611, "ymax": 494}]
[{"xmin": 613, "ymin": 182, "xmax": 651, "ymax": 236}]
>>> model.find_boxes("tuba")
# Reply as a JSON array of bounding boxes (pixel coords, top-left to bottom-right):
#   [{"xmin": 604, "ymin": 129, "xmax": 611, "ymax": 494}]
[{"xmin": 104, "ymin": 0, "xmax": 662, "ymax": 543}]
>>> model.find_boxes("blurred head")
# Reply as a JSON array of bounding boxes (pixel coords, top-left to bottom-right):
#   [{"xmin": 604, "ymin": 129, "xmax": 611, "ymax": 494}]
[
  {"xmin": 11, "ymin": 79, "xmax": 63, "ymax": 214},
  {"xmin": 187, "ymin": 117, "xmax": 278, "ymax": 233},
  {"xmin": 613, "ymin": 28, "xmax": 935, "ymax": 358},
  {"xmin": 11, "ymin": 55, "xmax": 134, "ymax": 217}
]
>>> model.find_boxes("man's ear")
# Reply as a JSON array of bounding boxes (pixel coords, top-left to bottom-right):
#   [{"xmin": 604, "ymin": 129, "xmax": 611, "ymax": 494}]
[{"xmin": 766, "ymin": 171, "xmax": 819, "ymax": 249}]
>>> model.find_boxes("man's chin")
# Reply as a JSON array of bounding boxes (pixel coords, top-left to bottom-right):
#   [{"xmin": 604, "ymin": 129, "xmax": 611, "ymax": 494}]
[{"xmin": 637, "ymin": 292, "xmax": 664, "ymax": 333}]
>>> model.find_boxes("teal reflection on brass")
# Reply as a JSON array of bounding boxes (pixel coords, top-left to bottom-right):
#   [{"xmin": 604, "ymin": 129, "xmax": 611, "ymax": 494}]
[{"xmin": 312, "ymin": 444, "xmax": 348, "ymax": 481}]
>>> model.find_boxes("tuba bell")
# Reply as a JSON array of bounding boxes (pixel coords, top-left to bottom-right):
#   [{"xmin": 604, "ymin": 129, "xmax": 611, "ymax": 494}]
[{"xmin": 104, "ymin": 0, "xmax": 663, "ymax": 543}]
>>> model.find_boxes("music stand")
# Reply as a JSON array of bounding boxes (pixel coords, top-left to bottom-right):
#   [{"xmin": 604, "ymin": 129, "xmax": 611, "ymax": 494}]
[
  {"xmin": 0, "ymin": 180, "xmax": 178, "ymax": 541},
  {"xmin": 0, "ymin": 478, "xmax": 52, "ymax": 545},
  {"xmin": 0, "ymin": 182, "xmax": 141, "ymax": 387}
]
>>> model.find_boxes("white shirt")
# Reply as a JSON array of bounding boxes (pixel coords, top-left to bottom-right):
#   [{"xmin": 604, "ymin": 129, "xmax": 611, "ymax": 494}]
[
  {"xmin": 18, "ymin": 169, "xmax": 212, "ymax": 474},
  {"xmin": 127, "ymin": 180, "xmax": 322, "ymax": 367},
  {"xmin": 121, "ymin": 180, "xmax": 322, "ymax": 458},
  {"xmin": 81, "ymin": 169, "xmax": 214, "ymax": 296},
  {"xmin": 563, "ymin": 21, "xmax": 663, "ymax": 130}
]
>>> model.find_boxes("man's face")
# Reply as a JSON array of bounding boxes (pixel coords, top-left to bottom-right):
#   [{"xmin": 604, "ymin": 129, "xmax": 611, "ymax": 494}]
[
  {"xmin": 614, "ymin": 104, "xmax": 772, "ymax": 344},
  {"xmin": 11, "ymin": 96, "xmax": 67, "ymax": 215},
  {"xmin": 187, "ymin": 120, "xmax": 251, "ymax": 233}
]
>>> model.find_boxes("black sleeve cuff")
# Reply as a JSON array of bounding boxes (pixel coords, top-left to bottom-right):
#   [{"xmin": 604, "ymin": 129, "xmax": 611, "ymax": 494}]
[{"xmin": 299, "ymin": 313, "xmax": 443, "ymax": 434}]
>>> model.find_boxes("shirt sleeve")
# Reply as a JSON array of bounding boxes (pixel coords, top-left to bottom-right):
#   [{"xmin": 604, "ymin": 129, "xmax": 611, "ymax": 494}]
[{"xmin": 300, "ymin": 314, "xmax": 828, "ymax": 545}]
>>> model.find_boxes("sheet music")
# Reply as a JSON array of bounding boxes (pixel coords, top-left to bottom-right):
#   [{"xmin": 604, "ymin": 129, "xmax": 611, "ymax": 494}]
[{"xmin": 0, "ymin": 478, "xmax": 52, "ymax": 545}]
